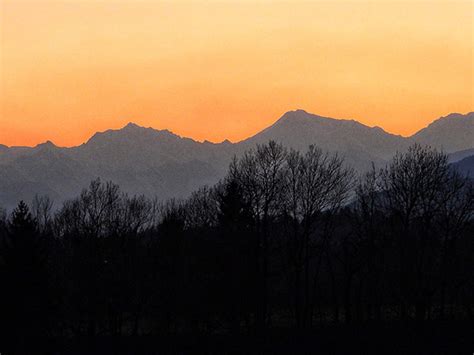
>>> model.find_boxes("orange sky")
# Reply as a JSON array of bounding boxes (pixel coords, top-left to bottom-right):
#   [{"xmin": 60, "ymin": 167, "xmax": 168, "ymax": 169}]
[{"xmin": 1, "ymin": 0, "xmax": 473, "ymax": 147}]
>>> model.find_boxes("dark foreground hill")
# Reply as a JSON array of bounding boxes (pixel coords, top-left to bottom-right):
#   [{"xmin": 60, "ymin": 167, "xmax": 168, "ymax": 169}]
[
  {"xmin": 453, "ymin": 154, "xmax": 474, "ymax": 177},
  {"xmin": 18, "ymin": 321, "xmax": 474, "ymax": 354}
]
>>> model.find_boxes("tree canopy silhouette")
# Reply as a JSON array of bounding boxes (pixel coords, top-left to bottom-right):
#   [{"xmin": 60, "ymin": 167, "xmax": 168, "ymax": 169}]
[{"xmin": 0, "ymin": 143, "xmax": 472, "ymax": 353}]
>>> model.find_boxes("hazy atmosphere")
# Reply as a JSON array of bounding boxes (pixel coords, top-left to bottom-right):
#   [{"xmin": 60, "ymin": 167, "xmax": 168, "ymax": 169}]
[
  {"xmin": 1, "ymin": 0, "xmax": 472, "ymax": 146},
  {"xmin": 0, "ymin": 1, "xmax": 473, "ymax": 354}
]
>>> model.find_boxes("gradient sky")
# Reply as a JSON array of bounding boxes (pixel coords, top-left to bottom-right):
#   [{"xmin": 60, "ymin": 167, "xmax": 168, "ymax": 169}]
[{"xmin": 1, "ymin": 0, "xmax": 473, "ymax": 147}]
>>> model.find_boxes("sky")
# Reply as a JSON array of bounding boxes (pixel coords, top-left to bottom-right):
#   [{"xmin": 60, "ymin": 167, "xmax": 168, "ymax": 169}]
[{"xmin": 0, "ymin": 0, "xmax": 473, "ymax": 147}]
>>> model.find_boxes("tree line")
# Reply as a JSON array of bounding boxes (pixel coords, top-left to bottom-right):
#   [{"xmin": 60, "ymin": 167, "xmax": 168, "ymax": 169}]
[{"xmin": 0, "ymin": 142, "xmax": 473, "ymax": 350}]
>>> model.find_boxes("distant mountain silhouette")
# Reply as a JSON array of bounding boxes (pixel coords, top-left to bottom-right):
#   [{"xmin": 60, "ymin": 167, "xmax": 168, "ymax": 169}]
[
  {"xmin": 1, "ymin": 110, "xmax": 473, "ymax": 209},
  {"xmin": 412, "ymin": 112, "xmax": 474, "ymax": 152},
  {"xmin": 241, "ymin": 110, "xmax": 409, "ymax": 171}
]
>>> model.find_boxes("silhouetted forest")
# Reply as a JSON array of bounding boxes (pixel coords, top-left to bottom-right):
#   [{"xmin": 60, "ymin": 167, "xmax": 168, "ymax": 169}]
[{"xmin": 0, "ymin": 143, "xmax": 473, "ymax": 354}]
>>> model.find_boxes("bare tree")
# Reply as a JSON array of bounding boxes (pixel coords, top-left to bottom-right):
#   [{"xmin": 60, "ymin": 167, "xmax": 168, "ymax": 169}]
[
  {"xmin": 282, "ymin": 146, "xmax": 353, "ymax": 327},
  {"xmin": 32, "ymin": 195, "xmax": 54, "ymax": 235},
  {"xmin": 55, "ymin": 179, "xmax": 122, "ymax": 239},
  {"xmin": 378, "ymin": 144, "xmax": 472, "ymax": 320},
  {"xmin": 229, "ymin": 140, "xmax": 287, "ymax": 331},
  {"xmin": 185, "ymin": 186, "xmax": 219, "ymax": 230},
  {"xmin": 435, "ymin": 173, "xmax": 474, "ymax": 319},
  {"xmin": 352, "ymin": 166, "xmax": 386, "ymax": 321}
]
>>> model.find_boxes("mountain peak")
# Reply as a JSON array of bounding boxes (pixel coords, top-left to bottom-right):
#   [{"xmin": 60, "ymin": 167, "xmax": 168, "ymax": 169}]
[
  {"xmin": 123, "ymin": 122, "xmax": 142, "ymax": 130},
  {"xmin": 36, "ymin": 140, "xmax": 57, "ymax": 149},
  {"xmin": 280, "ymin": 109, "xmax": 312, "ymax": 119},
  {"xmin": 85, "ymin": 121, "xmax": 183, "ymax": 149},
  {"xmin": 273, "ymin": 109, "xmax": 328, "ymax": 127},
  {"xmin": 426, "ymin": 112, "xmax": 474, "ymax": 127},
  {"xmin": 442, "ymin": 112, "xmax": 474, "ymax": 119},
  {"xmin": 412, "ymin": 111, "xmax": 474, "ymax": 152},
  {"xmin": 120, "ymin": 122, "xmax": 177, "ymax": 137},
  {"xmin": 273, "ymin": 109, "xmax": 366, "ymax": 130},
  {"xmin": 291, "ymin": 109, "xmax": 310, "ymax": 115}
]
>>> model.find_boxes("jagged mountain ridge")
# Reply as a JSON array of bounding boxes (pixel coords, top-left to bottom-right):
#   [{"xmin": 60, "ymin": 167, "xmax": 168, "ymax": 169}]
[
  {"xmin": 413, "ymin": 112, "xmax": 474, "ymax": 152},
  {"xmin": 241, "ymin": 110, "xmax": 410, "ymax": 171},
  {"xmin": 1, "ymin": 110, "xmax": 473, "ymax": 209}
]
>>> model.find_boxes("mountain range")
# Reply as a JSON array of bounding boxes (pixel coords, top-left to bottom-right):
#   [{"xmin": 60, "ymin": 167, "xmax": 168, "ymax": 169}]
[{"xmin": 1, "ymin": 110, "xmax": 473, "ymax": 210}]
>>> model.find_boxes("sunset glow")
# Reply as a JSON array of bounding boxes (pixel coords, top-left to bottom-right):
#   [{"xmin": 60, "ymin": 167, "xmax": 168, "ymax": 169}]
[{"xmin": 1, "ymin": 0, "xmax": 473, "ymax": 147}]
